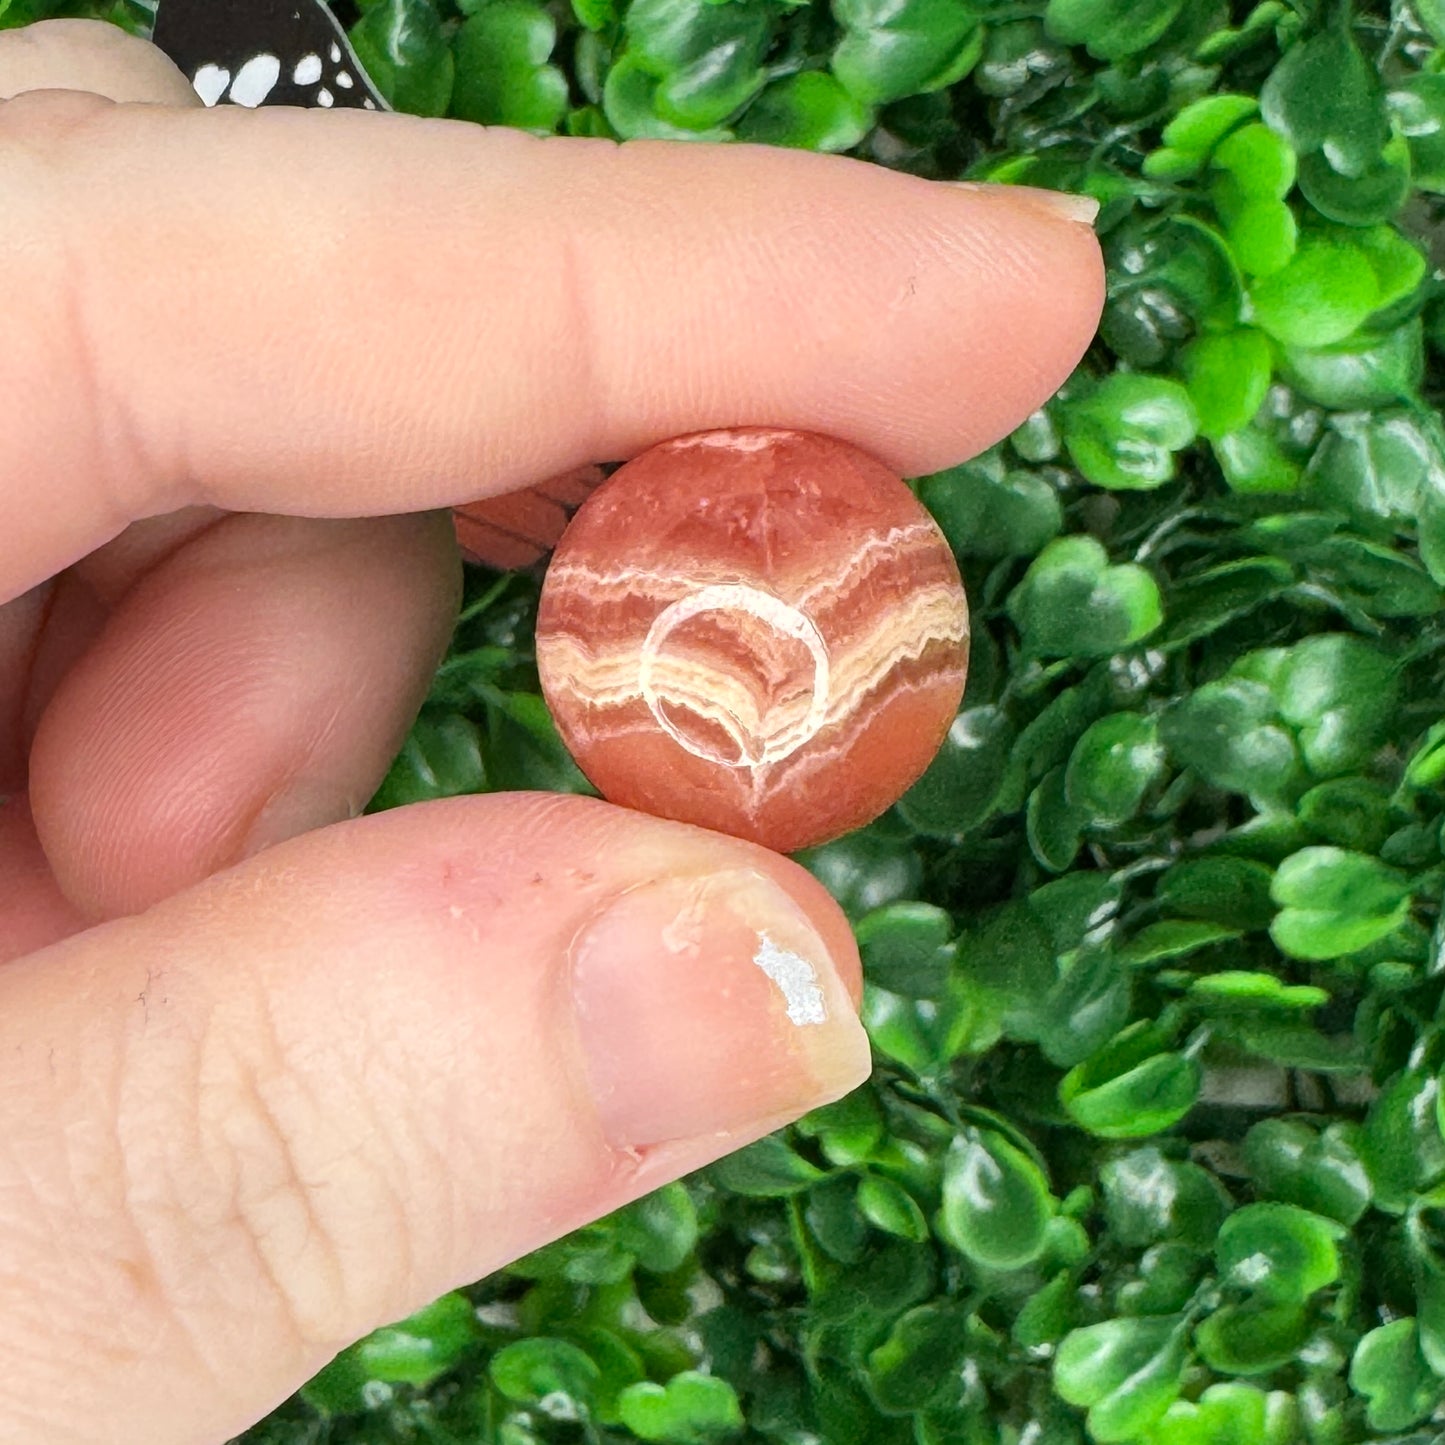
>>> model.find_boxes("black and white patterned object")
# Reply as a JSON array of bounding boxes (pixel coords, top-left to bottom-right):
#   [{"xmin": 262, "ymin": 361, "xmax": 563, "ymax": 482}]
[{"xmin": 150, "ymin": 0, "xmax": 391, "ymax": 111}]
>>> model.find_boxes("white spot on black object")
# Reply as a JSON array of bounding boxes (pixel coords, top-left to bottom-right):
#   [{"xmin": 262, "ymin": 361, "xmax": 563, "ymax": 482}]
[
  {"xmin": 229, "ymin": 52, "xmax": 281, "ymax": 106},
  {"xmin": 192, "ymin": 62, "xmax": 231, "ymax": 106},
  {"xmin": 150, "ymin": 0, "xmax": 393, "ymax": 112},
  {"xmin": 317, "ymin": 88, "xmax": 334, "ymax": 107}
]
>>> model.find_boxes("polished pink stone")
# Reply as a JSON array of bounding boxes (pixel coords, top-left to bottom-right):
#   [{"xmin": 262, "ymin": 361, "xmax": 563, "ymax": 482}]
[{"xmin": 535, "ymin": 428, "xmax": 970, "ymax": 852}]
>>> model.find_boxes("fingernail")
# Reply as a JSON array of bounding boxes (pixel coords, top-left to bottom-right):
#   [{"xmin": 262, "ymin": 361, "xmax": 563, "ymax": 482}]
[
  {"xmin": 569, "ymin": 868, "xmax": 873, "ymax": 1150},
  {"xmin": 946, "ymin": 180, "xmax": 1101, "ymax": 227}
]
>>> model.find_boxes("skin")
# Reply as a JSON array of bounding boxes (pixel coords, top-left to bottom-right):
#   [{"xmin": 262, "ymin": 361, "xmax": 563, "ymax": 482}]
[{"xmin": 0, "ymin": 19, "xmax": 1104, "ymax": 1444}]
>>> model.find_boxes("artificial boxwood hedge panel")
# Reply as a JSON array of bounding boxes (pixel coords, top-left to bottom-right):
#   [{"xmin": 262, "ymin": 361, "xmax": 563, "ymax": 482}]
[{"xmin": 11, "ymin": 0, "xmax": 1445, "ymax": 1440}]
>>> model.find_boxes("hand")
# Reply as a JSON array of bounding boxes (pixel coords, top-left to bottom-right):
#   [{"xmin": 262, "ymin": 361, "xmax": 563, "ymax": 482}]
[{"xmin": 0, "ymin": 19, "xmax": 1103, "ymax": 1443}]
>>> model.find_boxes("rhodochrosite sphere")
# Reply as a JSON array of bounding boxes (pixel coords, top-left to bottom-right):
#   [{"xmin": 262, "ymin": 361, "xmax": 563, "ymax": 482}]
[{"xmin": 536, "ymin": 428, "xmax": 970, "ymax": 852}]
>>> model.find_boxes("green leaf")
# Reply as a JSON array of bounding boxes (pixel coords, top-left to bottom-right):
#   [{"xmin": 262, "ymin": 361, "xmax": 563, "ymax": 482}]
[
  {"xmin": 603, "ymin": 53, "xmax": 732, "ymax": 139},
  {"xmin": 613, "ymin": 1183, "xmax": 699, "ymax": 1274},
  {"xmin": 1061, "ymin": 1031, "xmax": 1202, "ymax": 1139},
  {"xmin": 1260, "ymin": 26, "xmax": 1386, "ymax": 171},
  {"xmin": 1298, "ymin": 131, "xmax": 1411, "ymax": 227},
  {"xmin": 797, "ymin": 826, "xmax": 923, "ymax": 919},
  {"xmin": 1195, "ymin": 1301, "xmax": 1308, "ymax": 1376},
  {"xmin": 624, "ymin": 0, "xmax": 772, "ymax": 128},
  {"xmin": 1156, "ymin": 856, "xmax": 1277, "ymax": 931},
  {"xmin": 1036, "ymin": 945, "xmax": 1133, "ymax": 1068},
  {"xmin": 349, "ymin": 0, "xmax": 455, "ymax": 115},
  {"xmin": 1273, "ymin": 632, "xmax": 1399, "ymax": 778},
  {"xmin": 301, "ymin": 1293, "xmax": 482, "ymax": 1414},
  {"xmin": 1223, "ymin": 198, "xmax": 1298, "ymax": 278},
  {"xmin": 1349, "ymin": 1319, "xmax": 1444, "ymax": 1432},
  {"xmin": 1054, "ymin": 1314, "xmax": 1190, "ymax": 1442},
  {"xmin": 1356, "ymin": 224, "xmax": 1428, "ymax": 308},
  {"xmin": 1013, "ymin": 1269, "xmax": 1085, "ymax": 1349},
  {"xmin": 1249, "ymin": 236, "xmax": 1380, "ymax": 348},
  {"xmin": 369, "ymin": 710, "xmax": 485, "ymax": 810},
  {"xmin": 831, "ymin": 0, "xmax": 983, "ymax": 106},
  {"xmin": 918, "ymin": 462, "xmax": 1063, "ymax": 560},
  {"xmin": 490, "ymin": 1336, "xmax": 602, "ymax": 1408},
  {"xmin": 1269, "ymin": 846, "xmax": 1412, "ymax": 960},
  {"xmin": 938, "ymin": 1128, "xmax": 1055, "ymax": 1270},
  {"xmin": 1283, "ymin": 320, "xmax": 1423, "ymax": 410},
  {"xmin": 1152, "ymin": 1384, "xmax": 1279, "ymax": 1445},
  {"xmin": 1360, "ymin": 1067, "xmax": 1445, "ymax": 1213},
  {"xmin": 1159, "ymin": 678, "xmax": 1302, "ymax": 806},
  {"xmin": 1390, "ymin": 73, "xmax": 1445, "ymax": 193},
  {"xmin": 617, "ymin": 1371, "xmax": 745, "ymax": 1443},
  {"xmin": 1297, "ymin": 776, "xmax": 1393, "ymax": 854},
  {"xmin": 866, "ymin": 1301, "xmax": 971, "ymax": 1415},
  {"xmin": 734, "ymin": 70, "xmax": 873, "ymax": 152},
  {"xmin": 857, "ymin": 1174, "xmax": 930, "ymax": 1243},
  {"xmin": 1027, "ymin": 766, "xmax": 1086, "ymax": 873},
  {"xmin": 1242, "ymin": 1118, "xmax": 1371, "ymax": 1225},
  {"xmin": 856, "ymin": 901, "xmax": 954, "ymax": 998},
  {"xmin": 1213, "ymin": 122, "xmax": 1297, "ymax": 202},
  {"xmin": 1062, "ymin": 374, "xmax": 1200, "ymax": 491},
  {"xmin": 709, "ymin": 1135, "xmax": 825, "ymax": 1196},
  {"xmin": 1181, "ymin": 330, "xmax": 1273, "ymax": 439},
  {"xmin": 1188, "ymin": 971, "xmax": 1328, "ymax": 1015},
  {"xmin": 1212, "ymin": 424, "xmax": 1302, "ymax": 494},
  {"xmin": 1149, "ymin": 93, "xmax": 1259, "ymax": 178},
  {"xmin": 1117, "ymin": 919, "xmax": 1242, "ymax": 965},
  {"xmin": 896, "ymin": 705, "xmax": 1015, "ymax": 838},
  {"xmin": 1305, "ymin": 408, "xmax": 1445, "ymax": 528},
  {"xmin": 1043, "ymin": 0, "xmax": 1186, "ymax": 62},
  {"xmin": 1215, "ymin": 1202, "xmax": 1343, "ymax": 1303},
  {"xmin": 1008, "ymin": 536, "xmax": 1163, "ymax": 657},
  {"xmin": 450, "ymin": 2, "xmax": 568, "ymax": 131},
  {"xmin": 1064, "ymin": 712, "xmax": 1165, "ymax": 826},
  {"xmin": 1101, "ymin": 1147, "xmax": 1230, "ymax": 1249}
]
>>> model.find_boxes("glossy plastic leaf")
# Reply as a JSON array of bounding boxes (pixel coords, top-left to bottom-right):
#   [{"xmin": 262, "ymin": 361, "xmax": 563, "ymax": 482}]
[
  {"xmin": 1242, "ymin": 1118, "xmax": 1370, "ymax": 1225},
  {"xmin": 709, "ymin": 1136, "xmax": 825, "ymax": 1197},
  {"xmin": 1249, "ymin": 237, "xmax": 1379, "ymax": 349},
  {"xmin": 1008, "ymin": 537, "xmax": 1163, "ymax": 658},
  {"xmin": 1101, "ymin": 1147, "xmax": 1230, "ymax": 1249},
  {"xmin": 1043, "ymin": 0, "xmax": 1185, "ymax": 62},
  {"xmin": 1063, "ymin": 374, "xmax": 1200, "ymax": 491},
  {"xmin": 617, "ymin": 1371, "xmax": 745, "ymax": 1443},
  {"xmin": 735, "ymin": 70, "xmax": 873, "ymax": 152},
  {"xmin": 831, "ymin": 0, "xmax": 983, "ymax": 106},
  {"xmin": 451, "ymin": 2, "xmax": 568, "ymax": 131},
  {"xmin": 1348, "ymin": 1319, "xmax": 1444, "ymax": 1432},
  {"xmin": 1053, "ymin": 1314, "xmax": 1190, "ymax": 1442},
  {"xmin": 1181, "ymin": 329, "xmax": 1273, "ymax": 439},
  {"xmin": 490, "ymin": 1336, "xmax": 602, "ymax": 1408},
  {"xmin": 1061, "ymin": 1030, "xmax": 1202, "ymax": 1139},
  {"xmin": 1269, "ymin": 846, "xmax": 1412, "ymax": 960},
  {"xmin": 1215, "ymin": 1202, "xmax": 1343, "ymax": 1303},
  {"xmin": 1064, "ymin": 712, "xmax": 1165, "ymax": 826},
  {"xmin": 938, "ymin": 1128, "xmax": 1055, "ymax": 1270}
]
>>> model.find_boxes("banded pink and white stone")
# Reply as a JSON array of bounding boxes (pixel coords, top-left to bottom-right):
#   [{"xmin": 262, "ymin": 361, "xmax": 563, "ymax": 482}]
[{"xmin": 536, "ymin": 428, "xmax": 970, "ymax": 852}]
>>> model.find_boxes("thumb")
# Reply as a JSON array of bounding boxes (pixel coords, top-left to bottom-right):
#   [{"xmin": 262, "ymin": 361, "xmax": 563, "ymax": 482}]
[{"xmin": 0, "ymin": 793, "xmax": 870, "ymax": 1444}]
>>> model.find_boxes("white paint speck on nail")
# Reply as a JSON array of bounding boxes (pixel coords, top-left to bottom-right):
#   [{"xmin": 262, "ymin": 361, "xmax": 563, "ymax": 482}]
[{"xmin": 753, "ymin": 933, "xmax": 827, "ymax": 1026}]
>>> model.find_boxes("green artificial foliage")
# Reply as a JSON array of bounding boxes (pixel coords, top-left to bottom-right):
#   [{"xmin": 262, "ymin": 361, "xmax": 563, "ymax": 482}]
[{"xmin": 18, "ymin": 0, "xmax": 1445, "ymax": 1438}]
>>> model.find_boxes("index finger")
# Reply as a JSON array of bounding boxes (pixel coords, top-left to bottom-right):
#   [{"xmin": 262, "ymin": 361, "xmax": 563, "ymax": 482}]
[{"xmin": 0, "ymin": 92, "xmax": 1103, "ymax": 603}]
